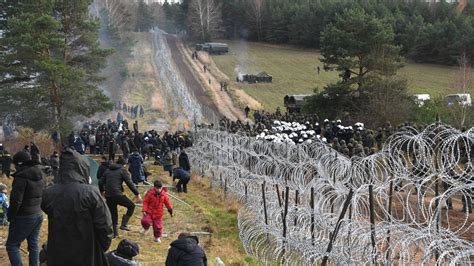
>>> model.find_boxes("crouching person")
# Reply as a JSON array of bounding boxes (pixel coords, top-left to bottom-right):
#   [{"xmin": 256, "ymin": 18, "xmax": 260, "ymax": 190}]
[
  {"xmin": 141, "ymin": 180, "xmax": 173, "ymax": 243},
  {"xmin": 106, "ymin": 239, "xmax": 141, "ymax": 266},
  {"xmin": 165, "ymin": 233, "xmax": 207, "ymax": 266},
  {"xmin": 173, "ymin": 168, "xmax": 190, "ymax": 193},
  {"xmin": 41, "ymin": 148, "xmax": 113, "ymax": 266}
]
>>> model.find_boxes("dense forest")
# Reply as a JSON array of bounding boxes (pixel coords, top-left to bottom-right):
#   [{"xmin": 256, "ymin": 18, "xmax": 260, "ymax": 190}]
[{"xmin": 161, "ymin": 0, "xmax": 474, "ymax": 66}]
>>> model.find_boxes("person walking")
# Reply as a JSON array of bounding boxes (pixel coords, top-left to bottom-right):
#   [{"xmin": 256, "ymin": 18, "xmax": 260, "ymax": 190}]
[
  {"xmin": 140, "ymin": 180, "xmax": 173, "ymax": 243},
  {"xmin": 6, "ymin": 151, "xmax": 47, "ymax": 266},
  {"xmin": 165, "ymin": 233, "xmax": 207, "ymax": 266},
  {"xmin": 173, "ymin": 168, "xmax": 190, "ymax": 193},
  {"xmin": 41, "ymin": 148, "xmax": 113, "ymax": 266},
  {"xmin": 0, "ymin": 183, "xmax": 9, "ymax": 226},
  {"xmin": 178, "ymin": 149, "xmax": 190, "ymax": 172},
  {"xmin": 128, "ymin": 152, "xmax": 147, "ymax": 185},
  {"xmin": 99, "ymin": 159, "xmax": 142, "ymax": 238}
]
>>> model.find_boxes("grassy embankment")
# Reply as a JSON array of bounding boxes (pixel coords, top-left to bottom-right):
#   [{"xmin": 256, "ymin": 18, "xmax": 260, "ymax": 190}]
[
  {"xmin": 0, "ymin": 158, "xmax": 255, "ymax": 265},
  {"xmin": 213, "ymin": 40, "xmax": 468, "ymax": 111}
]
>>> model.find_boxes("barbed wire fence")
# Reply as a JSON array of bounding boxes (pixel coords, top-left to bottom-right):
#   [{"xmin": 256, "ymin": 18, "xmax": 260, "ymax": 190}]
[{"xmin": 188, "ymin": 123, "xmax": 473, "ymax": 265}]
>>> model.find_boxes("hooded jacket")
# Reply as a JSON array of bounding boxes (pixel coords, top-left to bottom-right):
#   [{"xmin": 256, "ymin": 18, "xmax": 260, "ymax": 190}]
[
  {"xmin": 142, "ymin": 187, "xmax": 172, "ymax": 218},
  {"xmin": 128, "ymin": 153, "xmax": 144, "ymax": 183},
  {"xmin": 97, "ymin": 161, "xmax": 110, "ymax": 180},
  {"xmin": 99, "ymin": 164, "xmax": 139, "ymax": 197},
  {"xmin": 8, "ymin": 160, "xmax": 46, "ymax": 221},
  {"xmin": 165, "ymin": 236, "xmax": 207, "ymax": 266},
  {"xmin": 178, "ymin": 152, "xmax": 190, "ymax": 172},
  {"xmin": 41, "ymin": 148, "xmax": 113, "ymax": 266}
]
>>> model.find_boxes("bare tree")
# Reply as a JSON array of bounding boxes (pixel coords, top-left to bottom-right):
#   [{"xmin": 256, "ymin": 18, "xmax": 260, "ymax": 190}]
[
  {"xmin": 189, "ymin": 0, "xmax": 222, "ymax": 41},
  {"xmin": 247, "ymin": 0, "xmax": 265, "ymax": 41},
  {"xmin": 451, "ymin": 53, "xmax": 472, "ymax": 128}
]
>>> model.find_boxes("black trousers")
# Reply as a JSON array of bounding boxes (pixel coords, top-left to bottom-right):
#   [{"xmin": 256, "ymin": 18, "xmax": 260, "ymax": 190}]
[
  {"xmin": 106, "ymin": 195, "xmax": 135, "ymax": 225},
  {"xmin": 176, "ymin": 177, "xmax": 190, "ymax": 193}
]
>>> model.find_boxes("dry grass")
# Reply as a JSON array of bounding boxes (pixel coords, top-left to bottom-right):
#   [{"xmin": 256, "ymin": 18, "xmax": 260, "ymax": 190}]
[
  {"xmin": 0, "ymin": 157, "xmax": 255, "ymax": 265},
  {"xmin": 212, "ymin": 41, "xmax": 473, "ymax": 111}
]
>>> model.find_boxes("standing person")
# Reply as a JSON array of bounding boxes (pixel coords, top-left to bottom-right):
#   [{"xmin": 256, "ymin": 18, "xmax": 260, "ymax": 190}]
[
  {"xmin": 30, "ymin": 142, "xmax": 40, "ymax": 161},
  {"xmin": 50, "ymin": 151, "xmax": 60, "ymax": 184},
  {"xmin": 178, "ymin": 149, "xmax": 191, "ymax": 172},
  {"xmin": 108, "ymin": 138, "xmax": 117, "ymax": 162},
  {"xmin": 41, "ymin": 148, "xmax": 113, "ymax": 266},
  {"xmin": 163, "ymin": 148, "xmax": 174, "ymax": 177},
  {"xmin": 128, "ymin": 151, "xmax": 147, "ymax": 185},
  {"xmin": 173, "ymin": 168, "xmax": 190, "ymax": 193},
  {"xmin": 140, "ymin": 180, "xmax": 173, "ymax": 243},
  {"xmin": 165, "ymin": 233, "xmax": 207, "ymax": 266},
  {"xmin": 89, "ymin": 133, "xmax": 97, "ymax": 154},
  {"xmin": 244, "ymin": 106, "xmax": 250, "ymax": 118},
  {"xmin": 121, "ymin": 136, "xmax": 131, "ymax": 164},
  {"xmin": 6, "ymin": 151, "xmax": 47, "ymax": 266},
  {"xmin": 99, "ymin": 159, "xmax": 142, "ymax": 238},
  {"xmin": 1, "ymin": 150, "xmax": 13, "ymax": 178}
]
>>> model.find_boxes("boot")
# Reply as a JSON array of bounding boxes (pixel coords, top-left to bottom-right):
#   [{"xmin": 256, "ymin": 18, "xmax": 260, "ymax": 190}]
[
  {"xmin": 120, "ymin": 215, "xmax": 131, "ymax": 231},
  {"xmin": 113, "ymin": 225, "xmax": 119, "ymax": 238}
]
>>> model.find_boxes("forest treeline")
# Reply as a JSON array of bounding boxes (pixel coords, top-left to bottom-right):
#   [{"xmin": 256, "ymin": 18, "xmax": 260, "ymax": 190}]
[{"xmin": 159, "ymin": 0, "xmax": 474, "ymax": 66}]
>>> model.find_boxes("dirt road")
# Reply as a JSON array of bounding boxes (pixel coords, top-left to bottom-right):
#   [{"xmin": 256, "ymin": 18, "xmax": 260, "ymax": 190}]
[{"xmin": 165, "ymin": 35, "xmax": 219, "ymax": 121}]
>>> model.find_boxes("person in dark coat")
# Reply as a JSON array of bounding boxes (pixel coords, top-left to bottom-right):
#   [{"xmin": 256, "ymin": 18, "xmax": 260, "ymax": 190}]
[
  {"xmin": 41, "ymin": 148, "xmax": 113, "ymax": 266},
  {"xmin": 128, "ymin": 152, "xmax": 145, "ymax": 184},
  {"xmin": 99, "ymin": 159, "xmax": 142, "ymax": 238},
  {"xmin": 29, "ymin": 142, "xmax": 40, "ymax": 161},
  {"xmin": 1, "ymin": 150, "xmax": 13, "ymax": 178},
  {"xmin": 173, "ymin": 168, "xmax": 190, "ymax": 193},
  {"xmin": 109, "ymin": 138, "xmax": 118, "ymax": 162},
  {"xmin": 165, "ymin": 233, "xmax": 207, "ymax": 266},
  {"xmin": 73, "ymin": 135, "xmax": 85, "ymax": 154},
  {"xmin": 97, "ymin": 156, "xmax": 111, "ymax": 181},
  {"xmin": 178, "ymin": 149, "xmax": 191, "ymax": 172},
  {"xmin": 106, "ymin": 239, "xmax": 141, "ymax": 266},
  {"xmin": 6, "ymin": 151, "xmax": 47, "ymax": 266}
]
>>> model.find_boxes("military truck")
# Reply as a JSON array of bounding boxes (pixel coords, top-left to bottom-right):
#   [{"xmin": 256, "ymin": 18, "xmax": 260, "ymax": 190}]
[
  {"xmin": 284, "ymin": 95, "xmax": 311, "ymax": 114},
  {"xmin": 195, "ymin": 42, "xmax": 229, "ymax": 55}
]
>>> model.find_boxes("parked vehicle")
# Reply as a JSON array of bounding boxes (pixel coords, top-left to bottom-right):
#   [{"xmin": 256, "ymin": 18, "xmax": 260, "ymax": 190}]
[{"xmin": 445, "ymin": 93, "xmax": 472, "ymax": 106}]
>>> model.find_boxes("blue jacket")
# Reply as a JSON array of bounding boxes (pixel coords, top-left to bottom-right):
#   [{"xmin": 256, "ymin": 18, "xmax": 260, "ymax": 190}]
[
  {"xmin": 128, "ymin": 153, "xmax": 144, "ymax": 183},
  {"xmin": 173, "ymin": 168, "xmax": 190, "ymax": 181}
]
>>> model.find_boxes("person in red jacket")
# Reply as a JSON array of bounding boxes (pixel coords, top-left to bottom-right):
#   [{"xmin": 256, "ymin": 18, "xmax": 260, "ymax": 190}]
[{"xmin": 140, "ymin": 180, "xmax": 173, "ymax": 243}]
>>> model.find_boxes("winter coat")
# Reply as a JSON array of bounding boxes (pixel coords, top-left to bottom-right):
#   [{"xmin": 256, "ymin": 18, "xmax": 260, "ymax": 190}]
[
  {"xmin": 97, "ymin": 161, "xmax": 111, "ymax": 181},
  {"xmin": 142, "ymin": 187, "xmax": 172, "ymax": 218},
  {"xmin": 41, "ymin": 148, "xmax": 113, "ymax": 266},
  {"xmin": 173, "ymin": 168, "xmax": 190, "ymax": 182},
  {"xmin": 128, "ymin": 153, "xmax": 144, "ymax": 183},
  {"xmin": 165, "ymin": 236, "xmax": 207, "ymax": 266},
  {"xmin": 178, "ymin": 152, "xmax": 190, "ymax": 172},
  {"xmin": 163, "ymin": 152, "xmax": 173, "ymax": 166},
  {"xmin": 99, "ymin": 164, "xmax": 139, "ymax": 197},
  {"xmin": 8, "ymin": 160, "xmax": 47, "ymax": 221}
]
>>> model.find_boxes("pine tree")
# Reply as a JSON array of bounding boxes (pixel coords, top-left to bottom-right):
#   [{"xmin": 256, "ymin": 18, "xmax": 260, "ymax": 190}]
[{"xmin": 0, "ymin": 0, "xmax": 112, "ymax": 136}]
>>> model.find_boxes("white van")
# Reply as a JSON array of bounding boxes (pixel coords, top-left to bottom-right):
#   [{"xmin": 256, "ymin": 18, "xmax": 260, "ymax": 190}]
[
  {"xmin": 412, "ymin": 94, "xmax": 431, "ymax": 107},
  {"xmin": 445, "ymin": 93, "xmax": 472, "ymax": 107}
]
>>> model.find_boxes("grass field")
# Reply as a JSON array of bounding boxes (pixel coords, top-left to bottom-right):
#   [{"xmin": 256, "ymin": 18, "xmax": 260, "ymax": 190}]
[{"xmin": 212, "ymin": 41, "xmax": 469, "ymax": 111}]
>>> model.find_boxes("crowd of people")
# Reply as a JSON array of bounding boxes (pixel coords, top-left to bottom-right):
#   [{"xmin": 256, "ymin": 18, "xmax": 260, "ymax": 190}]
[
  {"xmin": 0, "ymin": 115, "xmax": 206, "ymax": 266},
  {"xmin": 213, "ymin": 109, "xmax": 427, "ymax": 158}
]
